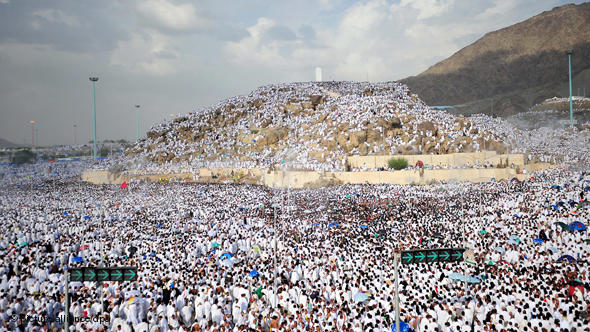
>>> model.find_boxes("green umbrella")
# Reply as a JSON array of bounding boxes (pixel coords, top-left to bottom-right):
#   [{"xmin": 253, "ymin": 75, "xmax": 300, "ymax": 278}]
[
  {"xmin": 19, "ymin": 242, "xmax": 28, "ymax": 247},
  {"xmin": 478, "ymin": 230, "xmax": 487, "ymax": 235},
  {"xmin": 212, "ymin": 242, "xmax": 220, "ymax": 248},
  {"xmin": 253, "ymin": 286, "xmax": 263, "ymax": 299},
  {"xmin": 554, "ymin": 222, "xmax": 570, "ymax": 232}
]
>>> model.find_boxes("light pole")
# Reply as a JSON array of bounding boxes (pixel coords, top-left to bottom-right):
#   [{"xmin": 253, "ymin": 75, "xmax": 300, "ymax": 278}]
[
  {"xmin": 135, "ymin": 105, "xmax": 141, "ymax": 141},
  {"xmin": 566, "ymin": 50, "xmax": 574, "ymax": 126},
  {"xmin": 73, "ymin": 124, "xmax": 77, "ymax": 145},
  {"xmin": 29, "ymin": 121, "xmax": 35, "ymax": 150},
  {"xmin": 89, "ymin": 77, "xmax": 99, "ymax": 158}
]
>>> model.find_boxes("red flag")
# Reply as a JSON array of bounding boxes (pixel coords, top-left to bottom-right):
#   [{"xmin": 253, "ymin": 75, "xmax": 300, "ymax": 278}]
[{"xmin": 120, "ymin": 181, "xmax": 127, "ymax": 189}]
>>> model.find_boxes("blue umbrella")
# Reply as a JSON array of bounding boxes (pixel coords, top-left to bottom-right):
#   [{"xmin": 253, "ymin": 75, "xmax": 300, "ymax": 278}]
[
  {"xmin": 83, "ymin": 216, "xmax": 90, "ymax": 220},
  {"xmin": 557, "ymin": 255, "xmax": 577, "ymax": 264},
  {"xmin": 72, "ymin": 256, "xmax": 83, "ymax": 263},
  {"xmin": 449, "ymin": 273, "xmax": 481, "ymax": 283},
  {"xmin": 329, "ymin": 222, "xmax": 339, "ymax": 227},
  {"xmin": 222, "ymin": 253, "xmax": 234, "ymax": 259},
  {"xmin": 353, "ymin": 292, "xmax": 370, "ymax": 303},
  {"xmin": 512, "ymin": 214, "xmax": 520, "ymax": 218},
  {"xmin": 156, "ymin": 224, "xmax": 162, "ymax": 228},
  {"xmin": 584, "ymin": 187, "xmax": 590, "ymax": 192},
  {"xmin": 533, "ymin": 238, "xmax": 544, "ymax": 244},
  {"xmin": 548, "ymin": 247, "xmax": 559, "ymax": 253},
  {"xmin": 391, "ymin": 322, "xmax": 410, "ymax": 332},
  {"xmin": 494, "ymin": 246, "xmax": 506, "ymax": 255},
  {"xmin": 220, "ymin": 259, "xmax": 234, "ymax": 267},
  {"xmin": 312, "ymin": 223, "xmax": 320, "ymax": 227},
  {"xmin": 62, "ymin": 212, "xmax": 68, "ymax": 216},
  {"xmin": 569, "ymin": 222, "xmax": 586, "ymax": 232},
  {"xmin": 551, "ymin": 205, "xmax": 559, "ymax": 210},
  {"xmin": 360, "ymin": 225, "xmax": 368, "ymax": 229},
  {"xmin": 249, "ymin": 270, "xmax": 259, "ymax": 278}
]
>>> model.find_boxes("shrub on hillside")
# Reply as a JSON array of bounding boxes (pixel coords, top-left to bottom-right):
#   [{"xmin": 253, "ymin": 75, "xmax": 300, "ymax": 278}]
[{"xmin": 388, "ymin": 157, "xmax": 408, "ymax": 170}]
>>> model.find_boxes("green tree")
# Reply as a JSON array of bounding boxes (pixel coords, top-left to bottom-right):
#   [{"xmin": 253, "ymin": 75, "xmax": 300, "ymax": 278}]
[
  {"xmin": 388, "ymin": 157, "xmax": 408, "ymax": 170},
  {"xmin": 12, "ymin": 150, "xmax": 37, "ymax": 164},
  {"xmin": 98, "ymin": 147, "xmax": 109, "ymax": 157}
]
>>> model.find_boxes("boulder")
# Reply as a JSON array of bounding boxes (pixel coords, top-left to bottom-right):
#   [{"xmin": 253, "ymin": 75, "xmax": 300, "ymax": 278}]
[
  {"xmin": 417, "ymin": 121, "xmax": 435, "ymax": 133},
  {"xmin": 350, "ymin": 131, "xmax": 367, "ymax": 147},
  {"xmin": 310, "ymin": 95, "xmax": 325, "ymax": 106}
]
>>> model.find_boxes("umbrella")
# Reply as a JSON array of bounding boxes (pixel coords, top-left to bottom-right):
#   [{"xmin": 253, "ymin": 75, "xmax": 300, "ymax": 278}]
[
  {"xmin": 253, "ymin": 286, "xmax": 263, "ymax": 299},
  {"xmin": 431, "ymin": 232, "xmax": 443, "ymax": 239},
  {"xmin": 304, "ymin": 209, "xmax": 312, "ymax": 214},
  {"xmin": 19, "ymin": 242, "xmax": 28, "ymax": 247},
  {"xmin": 249, "ymin": 270, "xmax": 259, "ymax": 278},
  {"xmin": 83, "ymin": 216, "xmax": 90, "ymax": 220},
  {"xmin": 391, "ymin": 321, "xmax": 410, "ymax": 332},
  {"xmin": 548, "ymin": 247, "xmax": 559, "ymax": 253},
  {"xmin": 557, "ymin": 255, "xmax": 577, "ymax": 264},
  {"xmin": 62, "ymin": 212, "xmax": 68, "ymax": 216},
  {"xmin": 569, "ymin": 222, "xmax": 586, "ymax": 232},
  {"xmin": 494, "ymin": 247, "xmax": 506, "ymax": 255},
  {"xmin": 220, "ymin": 259, "xmax": 234, "ymax": 267},
  {"xmin": 555, "ymin": 222, "xmax": 570, "ymax": 232},
  {"xmin": 222, "ymin": 253, "xmax": 234, "ymax": 259},
  {"xmin": 312, "ymin": 223, "xmax": 320, "ymax": 227},
  {"xmin": 478, "ymin": 230, "xmax": 487, "ymax": 234},
  {"xmin": 212, "ymin": 242, "xmax": 221, "ymax": 248},
  {"xmin": 449, "ymin": 273, "xmax": 481, "ymax": 283},
  {"xmin": 72, "ymin": 256, "xmax": 83, "ymax": 263},
  {"xmin": 360, "ymin": 225, "xmax": 368, "ymax": 229},
  {"xmin": 533, "ymin": 238, "xmax": 543, "ymax": 244},
  {"xmin": 353, "ymin": 291, "xmax": 370, "ymax": 303},
  {"xmin": 509, "ymin": 235, "xmax": 521, "ymax": 244},
  {"xmin": 329, "ymin": 222, "xmax": 339, "ymax": 227},
  {"xmin": 551, "ymin": 205, "xmax": 559, "ymax": 211}
]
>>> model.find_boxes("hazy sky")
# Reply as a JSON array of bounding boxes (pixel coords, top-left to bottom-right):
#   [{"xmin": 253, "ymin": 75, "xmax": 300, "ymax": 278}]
[{"xmin": 0, "ymin": 0, "xmax": 585, "ymax": 146}]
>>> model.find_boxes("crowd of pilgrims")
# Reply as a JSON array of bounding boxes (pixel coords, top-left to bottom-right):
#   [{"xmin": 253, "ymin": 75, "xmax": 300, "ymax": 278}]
[{"xmin": 0, "ymin": 160, "xmax": 588, "ymax": 331}]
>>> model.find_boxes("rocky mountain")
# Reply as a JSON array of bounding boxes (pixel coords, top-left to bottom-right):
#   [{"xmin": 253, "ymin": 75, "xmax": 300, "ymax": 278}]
[
  {"xmin": 401, "ymin": 3, "xmax": 590, "ymax": 117},
  {"xmin": 126, "ymin": 82, "xmax": 508, "ymax": 170}
]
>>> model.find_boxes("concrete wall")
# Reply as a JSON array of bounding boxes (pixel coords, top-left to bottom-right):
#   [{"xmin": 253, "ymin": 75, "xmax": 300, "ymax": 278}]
[
  {"xmin": 81, "ymin": 170, "xmax": 125, "ymax": 185},
  {"xmin": 347, "ymin": 151, "xmax": 525, "ymax": 169},
  {"xmin": 263, "ymin": 168, "xmax": 526, "ymax": 188},
  {"xmin": 83, "ymin": 162, "xmax": 545, "ymax": 188}
]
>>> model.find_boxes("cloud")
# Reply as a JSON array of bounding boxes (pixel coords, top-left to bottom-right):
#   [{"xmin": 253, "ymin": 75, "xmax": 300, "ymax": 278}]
[
  {"xmin": 32, "ymin": 9, "xmax": 80, "ymax": 27},
  {"xmin": 137, "ymin": 0, "xmax": 210, "ymax": 33},
  {"xmin": 397, "ymin": 0, "xmax": 455, "ymax": 20},
  {"xmin": 110, "ymin": 32, "xmax": 178, "ymax": 75}
]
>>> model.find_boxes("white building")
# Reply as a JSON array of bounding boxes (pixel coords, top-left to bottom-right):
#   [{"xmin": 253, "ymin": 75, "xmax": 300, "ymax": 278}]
[{"xmin": 315, "ymin": 67, "xmax": 322, "ymax": 82}]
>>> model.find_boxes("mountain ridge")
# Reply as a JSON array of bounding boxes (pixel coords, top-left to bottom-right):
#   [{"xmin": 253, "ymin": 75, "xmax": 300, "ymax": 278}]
[{"xmin": 401, "ymin": 3, "xmax": 590, "ymax": 115}]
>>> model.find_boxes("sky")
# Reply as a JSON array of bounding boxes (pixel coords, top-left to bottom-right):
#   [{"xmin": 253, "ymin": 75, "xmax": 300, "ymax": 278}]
[{"xmin": 0, "ymin": 0, "xmax": 586, "ymax": 146}]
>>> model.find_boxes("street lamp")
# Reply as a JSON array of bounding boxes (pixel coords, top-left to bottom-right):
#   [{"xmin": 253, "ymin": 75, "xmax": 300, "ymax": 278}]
[
  {"xmin": 89, "ymin": 77, "xmax": 99, "ymax": 158},
  {"xmin": 566, "ymin": 50, "xmax": 574, "ymax": 127},
  {"xmin": 73, "ymin": 124, "xmax": 77, "ymax": 145},
  {"xmin": 29, "ymin": 121, "xmax": 35, "ymax": 150},
  {"xmin": 135, "ymin": 105, "xmax": 141, "ymax": 141}
]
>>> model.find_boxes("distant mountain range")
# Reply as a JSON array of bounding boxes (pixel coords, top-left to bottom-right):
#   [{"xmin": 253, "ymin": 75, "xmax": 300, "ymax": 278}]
[
  {"xmin": 401, "ymin": 3, "xmax": 590, "ymax": 117},
  {"xmin": 0, "ymin": 138, "xmax": 20, "ymax": 148}
]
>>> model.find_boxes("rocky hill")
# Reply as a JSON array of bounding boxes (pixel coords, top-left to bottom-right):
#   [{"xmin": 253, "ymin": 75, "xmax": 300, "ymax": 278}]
[
  {"xmin": 126, "ymin": 82, "xmax": 508, "ymax": 171},
  {"xmin": 401, "ymin": 3, "xmax": 590, "ymax": 117}
]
